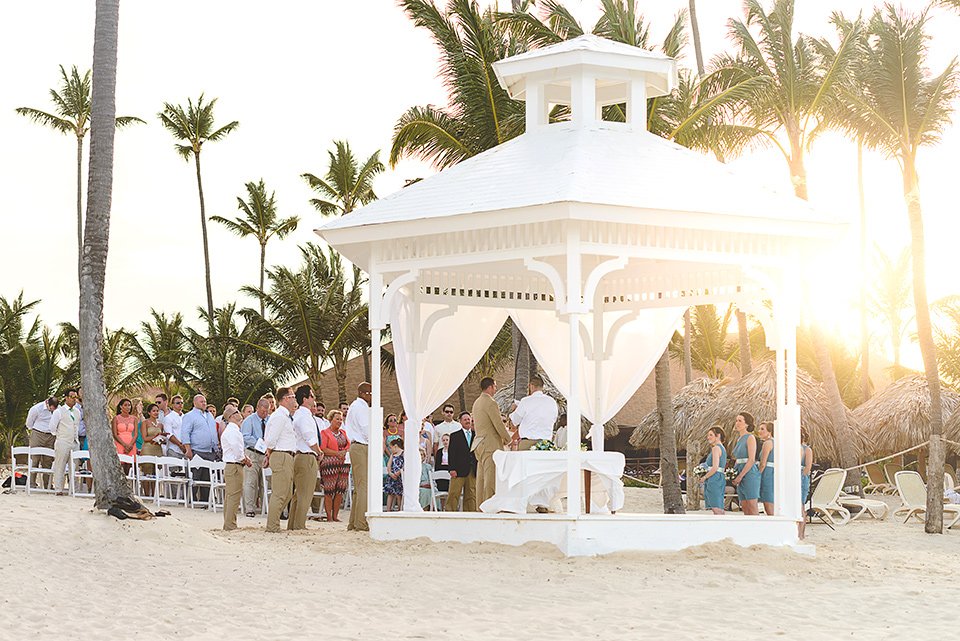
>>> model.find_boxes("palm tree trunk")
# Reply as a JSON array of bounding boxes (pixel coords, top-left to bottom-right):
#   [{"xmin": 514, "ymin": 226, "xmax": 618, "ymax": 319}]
[
  {"xmin": 362, "ymin": 347, "xmax": 371, "ymax": 382},
  {"xmin": 737, "ymin": 310, "xmax": 752, "ymax": 376},
  {"xmin": 457, "ymin": 383, "xmax": 467, "ymax": 413},
  {"xmin": 656, "ymin": 348, "xmax": 684, "ymax": 514},
  {"xmin": 193, "ymin": 152, "xmax": 215, "ymax": 333},
  {"xmin": 688, "ymin": 0, "xmax": 705, "ymax": 76},
  {"xmin": 76, "ymin": 133, "xmax": 84, "ymax": 289},
  {"xmin": 683, "ymin": 309, "xmax": 692, "ymax": 384},
  {"xmin": 258, "ymin": 242, "xmax": 266, "ymax": 318},
  {"xmin": 335, "ymin": 361, "xmax": 347, "ymax": 406},
  {"xmin": 903, "ymin": 158, "xmax": 944, "ymax": 533},
  {"xmin": 810, "ymin": 324, "xmax": 860, "ymax": 488},
  {"xmin": 82, "ymin": 0, "xmax": 141, "ymax": 512},
  {"xmin": 858, "ymin": 141, "xmax": 870, "ymax": 402},
  {"xmin": 512, "ymin": 323, "xmax": 533, "ymax": 396}
]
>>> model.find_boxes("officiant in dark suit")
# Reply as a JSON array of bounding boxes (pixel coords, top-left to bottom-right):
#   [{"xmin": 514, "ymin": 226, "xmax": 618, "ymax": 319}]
[{"xmin": 445, "ymin": 412, "xmax": 477, "ymax": 511}]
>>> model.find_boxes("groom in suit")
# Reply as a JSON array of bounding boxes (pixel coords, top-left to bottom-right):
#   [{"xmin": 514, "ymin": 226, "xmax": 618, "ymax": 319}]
[
  {"xmin": 445, "ymin": 412, "xmax": 477, "ymax": 511},
  {"xmin": 472, "ymin": 377, "xmax": 512, "ymax": 506}
]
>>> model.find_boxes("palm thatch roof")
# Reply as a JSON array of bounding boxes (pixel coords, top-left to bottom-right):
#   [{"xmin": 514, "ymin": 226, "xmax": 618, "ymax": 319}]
[
  {"xmin": 852, "ymin": 375, "xmax": 960, "ymax": 456},
  {"xmin": 631, "ymin": 360, "xmax": 865, "ymax": 462},
  {"xmin": 629, "ymin": 377, "xmax": 727, "ymax": 449},
  {"xmin": 493, "ymin": 372, "xmax": 619, "ymax": 437}
]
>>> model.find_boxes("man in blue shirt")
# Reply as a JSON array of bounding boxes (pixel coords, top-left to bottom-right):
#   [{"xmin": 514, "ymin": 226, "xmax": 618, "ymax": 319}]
[
  {"xmin": 240, "ymin": 398, "xmax": 271, "ymax": 516},
  {"xmin": 181, "ymin": 394, "xmax": 218, "ymax": 502}
]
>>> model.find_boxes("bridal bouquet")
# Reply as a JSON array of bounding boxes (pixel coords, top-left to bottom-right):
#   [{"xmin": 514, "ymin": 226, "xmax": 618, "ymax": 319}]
[
  {"xmin": 533, "ymin": 439, "xmax": 559, "ymax": 451},
  {"xmin": 693, "ymin": 464, "xmax": 708, "ymax": 478},
  {"xmin": 724, "ymin": 467, "xmax": 739, "ymax": 482}
]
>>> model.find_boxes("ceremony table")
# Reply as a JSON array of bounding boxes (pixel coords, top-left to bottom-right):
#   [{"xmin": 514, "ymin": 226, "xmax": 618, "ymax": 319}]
[{"xmin": 479, "ymin": 450, "xmax": 625, "ymax": 514}]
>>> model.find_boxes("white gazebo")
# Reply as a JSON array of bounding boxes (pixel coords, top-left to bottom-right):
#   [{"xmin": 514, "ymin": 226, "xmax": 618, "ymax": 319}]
[{"xmin": 317, "ymin": 35, "xmax": 844, "ymax": 555}]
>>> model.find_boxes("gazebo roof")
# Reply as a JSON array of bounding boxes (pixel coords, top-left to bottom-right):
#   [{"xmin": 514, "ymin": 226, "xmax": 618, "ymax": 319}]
[{"xmin": 318, "ymin": 122, "xmax": 841, "ymax": 273}]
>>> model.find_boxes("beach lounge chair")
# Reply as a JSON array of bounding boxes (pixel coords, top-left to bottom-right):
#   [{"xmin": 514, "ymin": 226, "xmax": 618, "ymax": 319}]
[
  {"xmin": 863, "ymin": 463, "xmax": 895, "ymax": 495},
  {"xmin": 883, "ymin": 463, "xmax": 903, "ymax": 490},
  {"xmin": 809, "ymin": 468, "xmax": 851, "ymax": 526},
  {"xmin": 894, "ymin": 471, "xmax": 960, "ymax": 528},
  {"xmin": 839, "ymin": 492, "xmax": 889, "ymax": 521}
]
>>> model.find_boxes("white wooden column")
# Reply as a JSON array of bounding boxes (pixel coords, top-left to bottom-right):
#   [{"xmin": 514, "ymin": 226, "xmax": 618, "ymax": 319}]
[
  {"xmin": 773, "ymin": 281, "xmax": 802, "ymax": 521},
  {"xmin": 591, "ymin": 309, "xmax": 604, "ymax": 451},
  {"xmin": 565, "ymin": 227, "xmax": 583, "ymax": 516},
  {"xmin": 368, "ymin": 269, "xmax": 385, "ymax": 516}
]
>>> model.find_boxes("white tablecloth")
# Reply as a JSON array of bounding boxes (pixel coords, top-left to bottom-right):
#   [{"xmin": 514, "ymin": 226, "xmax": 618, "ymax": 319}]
[{"xmin": 479, "ymin": 451, "xmax": 625, "ymax": 514}]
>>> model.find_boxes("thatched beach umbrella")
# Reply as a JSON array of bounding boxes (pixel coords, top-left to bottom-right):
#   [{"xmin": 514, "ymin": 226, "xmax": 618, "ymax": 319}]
[
  {"xmin": 629, "ymin": 377, "xmax": 727, "ymax": 449},
  {"xmin": 852, "ymin": 375, "xmax": 960, "ymax": 457},
  {"xmin": 492, "ymin": 372, "xmax": 618, "ymax": 437},
  {"xmin": 691, "ymin": 360, "xmax": 866, "ymax": 463}
]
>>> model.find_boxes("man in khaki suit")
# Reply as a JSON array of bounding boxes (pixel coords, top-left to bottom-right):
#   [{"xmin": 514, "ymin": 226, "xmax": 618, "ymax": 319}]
[{"xmin": 472, "ymin": 377, "xmax": 512, "ymax": 506}]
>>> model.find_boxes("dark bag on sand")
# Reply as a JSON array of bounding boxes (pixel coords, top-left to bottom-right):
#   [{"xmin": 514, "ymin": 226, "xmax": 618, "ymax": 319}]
[{"xmin": 2, "ymin": 473, "xmax": 27, "ymax": 488}]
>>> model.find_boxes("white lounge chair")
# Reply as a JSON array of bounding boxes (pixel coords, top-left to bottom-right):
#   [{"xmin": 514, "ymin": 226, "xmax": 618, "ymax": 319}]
[
  {"xmin": 809, "ymin": 468, "xmax": 851, "ymax": 526},
  {"xmin": 894, "ymin": 470, "xmax": 960, "ymax": 528},
  {"xmin": 839, "ymin": 492, "xmax": 889, "ymax": 521}
]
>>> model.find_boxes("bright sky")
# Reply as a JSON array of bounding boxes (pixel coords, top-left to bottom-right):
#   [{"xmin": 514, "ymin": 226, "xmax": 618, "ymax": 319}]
[{"xmin": 1, "ymin": 1, "xmax": 957, "ymax": 367}]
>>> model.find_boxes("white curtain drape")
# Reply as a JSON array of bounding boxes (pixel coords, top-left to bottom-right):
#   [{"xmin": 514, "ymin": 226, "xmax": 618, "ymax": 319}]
[
  {"xmin": 391, "ymin": 287, "xmax": 509, "ymax": 511},
  {"xmin": 510, "ymin": 306, "xmax": 686, "ymax": 429}
]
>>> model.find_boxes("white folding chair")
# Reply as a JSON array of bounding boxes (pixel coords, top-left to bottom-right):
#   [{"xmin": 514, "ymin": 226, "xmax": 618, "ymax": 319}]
[
  {"xmin": 26, "ymin": 447, "xmax": 57, "ymax": 494},
  {"xmin": 261, "ymin": 467, "xmax": 273, "ymax": 515},
  {"xmin": 189, "ymin": 457, "xmax": 220, "ymax": 510},
  {"xmin": 70, "ymin": 450, "xmax": 94, "ymax": 498},
  {"xmin": 156, "ymin": 457, "xmax": 190, "ymax": 507},
  {"xmin": 117, "ymin": 453, "xmax": 137, "ymax": 491},
  {"xmin": 209, "ymin": 461, "xmax": 226, "ymax": 513},
  {"xmin": 430, "ymin": 470, "xmax": 451, "ymax": 511},
  {"xmin": 10, "ymin": 446, "xmax": 30, "ymax": 493},
  {"xmin": 313, "ymin": 469, "xmax": 324, "ymax": 505},
  {"xmin": 135, "ymin": 456, "xmax": 162, "ymax": 506}
]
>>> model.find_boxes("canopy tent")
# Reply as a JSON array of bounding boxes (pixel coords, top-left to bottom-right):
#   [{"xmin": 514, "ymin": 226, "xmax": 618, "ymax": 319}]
[{"xmin": 316, "ymin": 35, "xmax": 845, "ymax": 551}]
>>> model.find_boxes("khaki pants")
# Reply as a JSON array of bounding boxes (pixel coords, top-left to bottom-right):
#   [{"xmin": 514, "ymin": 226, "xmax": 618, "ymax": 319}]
[
  {"xmin": 476, "ymin": 450, "xmax": 499, "ymax": 507},
  {"xmin": 266, "ymin": 452, "xmax": 294, "ymax": 533},
  {"xmin": 52, "ymin": 437, "xmax": 79, "ymax": 494},
  {"xmin": 29, "ymin": 429, "xmax": 56, "ymax": 489},
  {"xmin": 243, "ymin": 449, "xmax": 264, "ymax": 513},
  {"xmin": 289, "ymin": 453, "xmax": 318, "ymax": 530},
  {"xmin": 223, "ymin": 463, "xmax": 244, "ymax": 531},
  {"xmin": 446, "ymin": 471, "xmax": 477, "ymax": 512},
  {"xmin": 348, "ymin": 443, "xmax": 368, "ymax": 531}
]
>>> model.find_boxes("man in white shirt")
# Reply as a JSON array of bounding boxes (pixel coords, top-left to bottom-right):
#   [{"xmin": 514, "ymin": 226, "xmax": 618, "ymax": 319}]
[
  {"xmin": 344, "ymin": 382, "xmax": 371, "ymax": 532},
  {"xmin": 510, "ymin": 375, "xmax": 559, "ymax": 451},
  {"xmin": 290, "ymin": 385, "xmax": 323, "ymax": 530},
  {"xmin": 161, "ymin": 395, "xmax": 186, "ymax": 458},
  {"xmin": 220, "ymin": 405, "xmax": 252, "ymax": 531},
  {"xmin": 264, "ymin": 386, "xmax": 299, "ymax": 533},
  {"xmin": 433, "ymin": 403, "xmax": 461, "ymax": 456},
  {"xmin": 49, "ymin": 389, "xmax": 81, "ymax": 495},
  {"xmin": 155, "ymin": 393, "xmax": 171, "ymax": 419},
  {"xmin": 26, "ymin": 396, "xmax": 59, "ymax": 489}
]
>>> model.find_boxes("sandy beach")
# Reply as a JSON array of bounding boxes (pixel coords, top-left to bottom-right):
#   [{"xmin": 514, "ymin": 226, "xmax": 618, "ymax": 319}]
[{"xmin": 1, "ymin": 488, "xmax": 956, "ymax": 641}]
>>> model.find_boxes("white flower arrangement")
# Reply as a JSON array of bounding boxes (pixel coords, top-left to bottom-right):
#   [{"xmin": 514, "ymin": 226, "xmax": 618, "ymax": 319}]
[
  {"xmin": 693, "ymin": 464, "xmax": 708, "ymax": 478},
  {"xmin": 724, "ymin": 467, "xmax": 739, "ymax": 482}
]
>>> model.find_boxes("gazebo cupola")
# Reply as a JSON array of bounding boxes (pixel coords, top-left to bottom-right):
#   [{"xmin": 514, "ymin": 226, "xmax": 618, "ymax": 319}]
[{"xmin": 493, "ymin": 34, "xmax": 677, "ymax": 130}]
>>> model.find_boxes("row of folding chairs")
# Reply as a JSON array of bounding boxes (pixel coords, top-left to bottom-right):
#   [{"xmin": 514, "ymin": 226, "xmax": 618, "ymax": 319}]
[{"xmin": 11, "ymin": 445, "xmax": 357, "ymax": 516}]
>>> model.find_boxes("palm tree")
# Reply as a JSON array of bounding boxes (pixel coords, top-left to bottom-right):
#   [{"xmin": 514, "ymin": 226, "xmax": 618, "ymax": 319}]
[
  {"xmin": 716, "ymin": 0, "xmax": 863, "ymax": 479},
  {"xmin": 158, "ymin": 95, "xmax": 239, "ymax": 331},
  {"xmin": 655, "ymin": 348, "xmax": 684, "ymax": 514},
  {"xmin": 302, "ymin": 140, "xmax": 384, "ymax": 217},
  {"xmin": 836, "ymin": 5, "xmax": 959, "ymax": 532},
  {"xmin": 668, "ymin": 305, "xmax": 740, "ymax": 379},
  {"xmin": 933, "ymin": 297, "xmax": 960, "ymax": 390},
  {"xmin": 182, "ymin": 303, "xmax": 281, "ymax": 407},
  {"xmin": 323, "ymin": 266, "xmax": 369, "ymax": 404},
  {"xmin": 869, "ymin": 247, "xmax": 913, "ymax": 375},
  {"xmin": 116, "ymin": 310, "xmax": 192, "ymax": 396},
  {"xmin": 210, "ymin": 180, "xmax": 299, "ymax": 316},
  {"xmin": 16, "ymin": 65, "xmax": 144, "ymax": 285},
  {"xmin": 240, "ymin": 244, "xmax": 364, "ymax": 406},
  {"xmin": 81, "ymin": 0, "xmax": 143, "ymax": 513}
]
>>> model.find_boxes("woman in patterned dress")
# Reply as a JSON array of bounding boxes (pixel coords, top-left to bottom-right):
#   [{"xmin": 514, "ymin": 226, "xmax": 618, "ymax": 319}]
[
  {"xmin": 384, "ymin": 438, "xmax": 404, "ymax": 511},
  {"xmin": 319, "ymin": 409, "xmax": 351, "ymax": 522}
]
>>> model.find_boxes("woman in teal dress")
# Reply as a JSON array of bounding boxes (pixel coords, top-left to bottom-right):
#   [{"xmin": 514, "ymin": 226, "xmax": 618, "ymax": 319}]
[
  {"xmin": 701, "ymin": 426, "xmax": 728, "ymax": 514},
  {"xmin": 757, "ymin": 421, "xmax": 775, "ymax": 516},
  {"xmin": 799, "ymin": 429, "xmax": 814, "ymax": 539},
  {"xmin": 731, "ymin": 411, "xmax": 760, "ymax": 515}
]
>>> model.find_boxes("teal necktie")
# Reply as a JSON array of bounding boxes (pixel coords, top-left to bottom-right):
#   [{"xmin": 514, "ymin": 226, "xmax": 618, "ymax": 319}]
[{"xmin": 465, "ymin": 430, "xmax": 472, "ymax": 447}]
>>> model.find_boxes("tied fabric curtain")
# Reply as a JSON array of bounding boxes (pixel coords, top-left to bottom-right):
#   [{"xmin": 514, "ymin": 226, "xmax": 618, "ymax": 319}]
[
  {"xmin": 509, "ymin": 306, "xmax": 686, "ymax": 429},
  {"xmin": 391, "ymin": 287, "xmax": 509, "ymax": 511}
]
